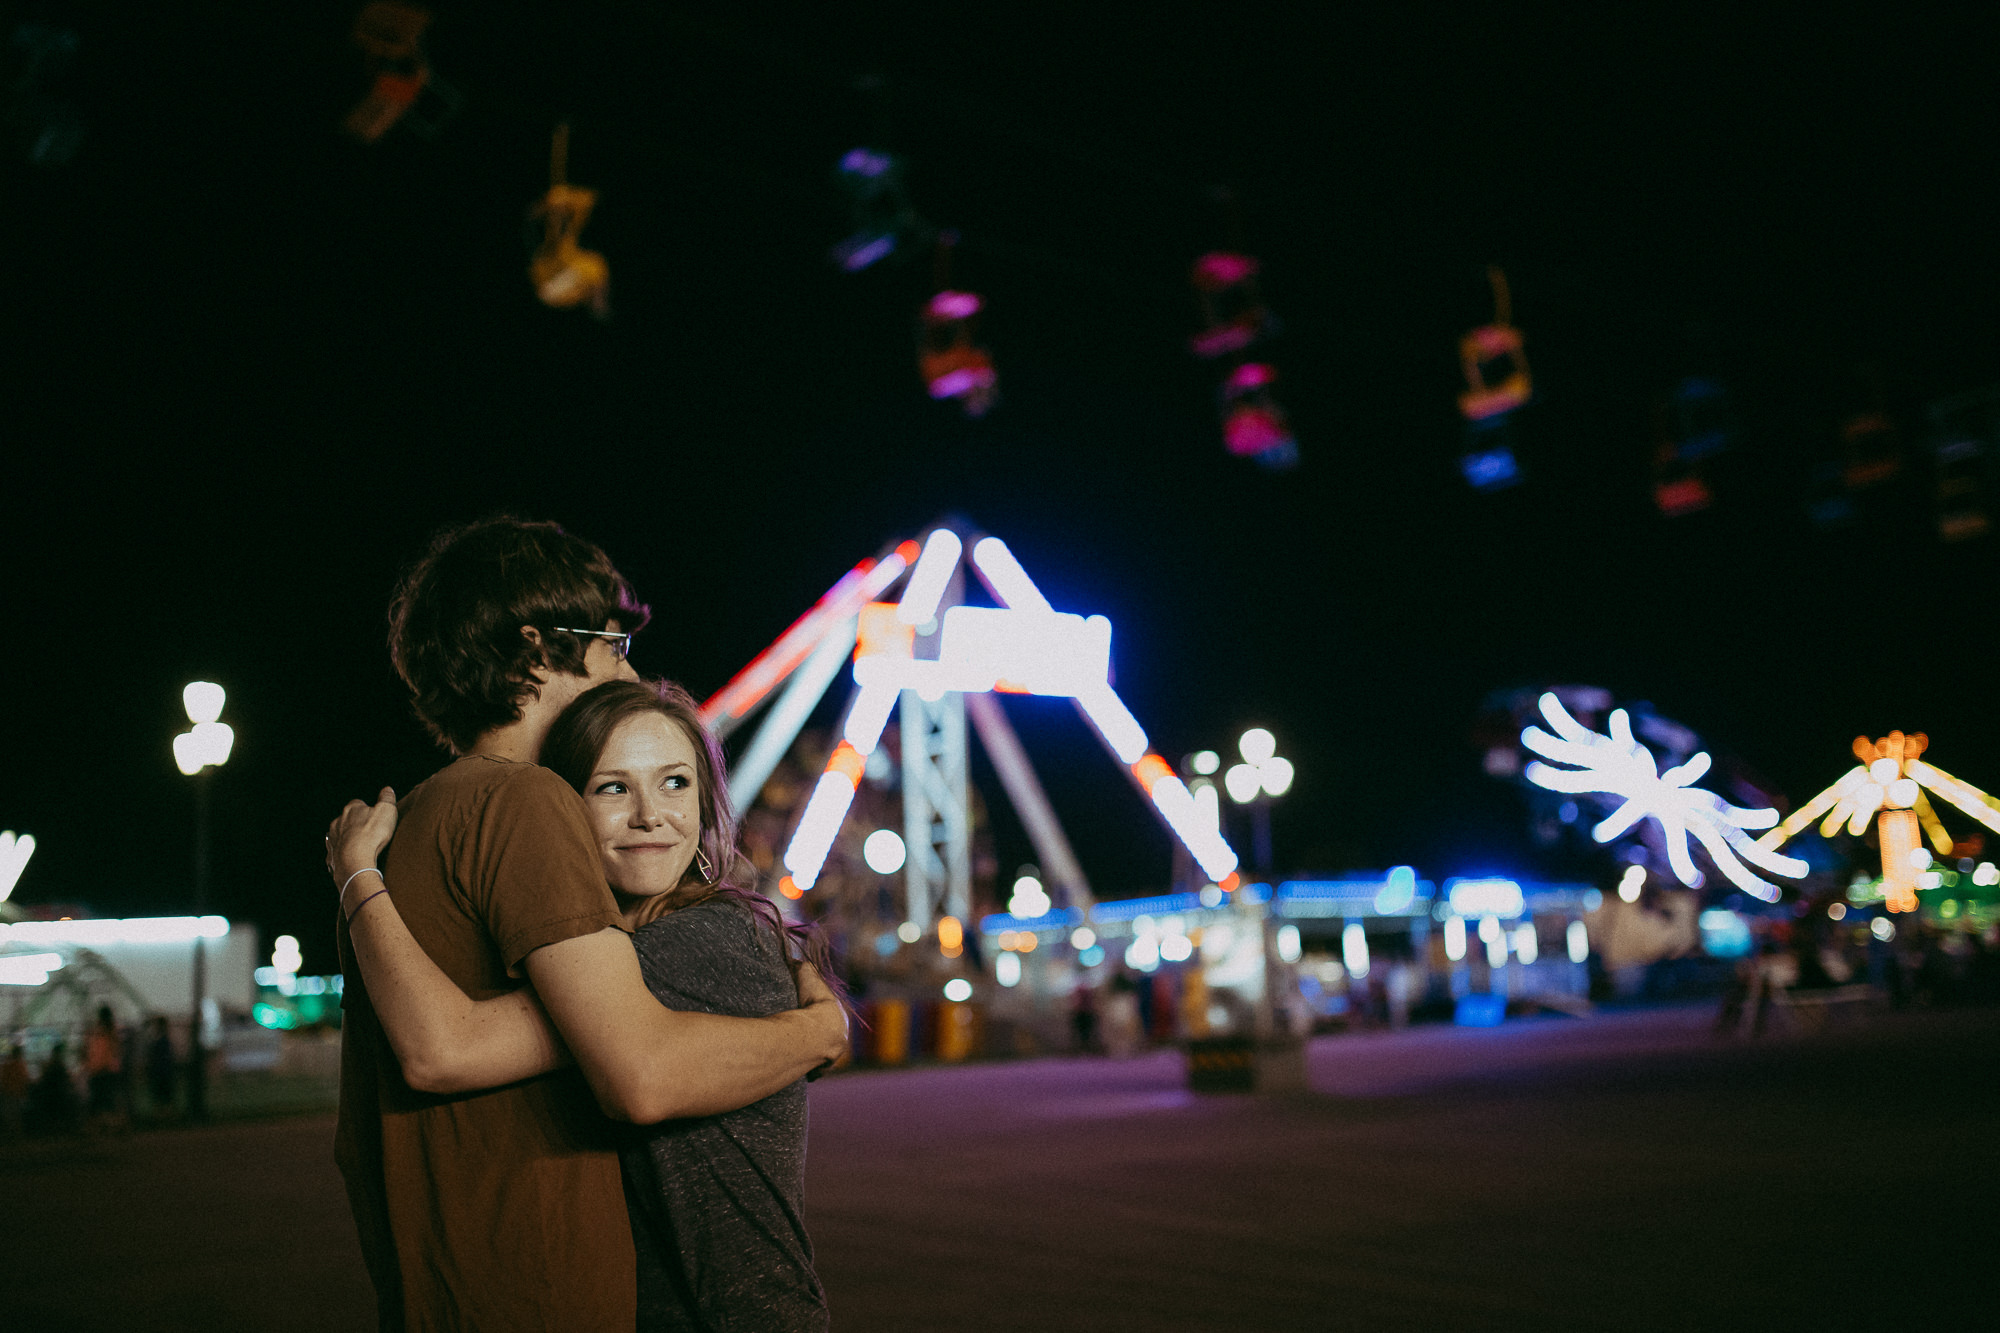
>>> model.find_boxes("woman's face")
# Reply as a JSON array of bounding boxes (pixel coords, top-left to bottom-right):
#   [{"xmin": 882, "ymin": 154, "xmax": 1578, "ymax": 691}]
[{"xmin": 585, "ymin": 712, "xmax": 704, "ymax": 906}]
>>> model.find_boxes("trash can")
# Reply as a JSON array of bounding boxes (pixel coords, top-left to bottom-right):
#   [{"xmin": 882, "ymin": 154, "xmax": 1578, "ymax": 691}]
[
  {"xmin": 1185, "ymin": 1035, "xmax": 1256, "ymax": 1091},
  {"xmin": 936, "ymin": 1000, "xmax": 978, "ymax": 1062},
  {"xmin": 870, "ymin": 999, "xmax": 910, "ymax": 1065},
  {"xmin": 1186, "ymin": 1035, "xmax": 1306, "ymax": 1092}
]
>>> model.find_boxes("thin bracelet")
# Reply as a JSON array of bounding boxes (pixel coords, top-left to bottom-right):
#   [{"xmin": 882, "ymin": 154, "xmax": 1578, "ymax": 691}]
[
  {"xmin": 340, "ymin": 867, "xmax": 383, "ymax": 899},
  {"xmin": 346, "ymin": 885, "xmax": 392, "ymax": 922}
]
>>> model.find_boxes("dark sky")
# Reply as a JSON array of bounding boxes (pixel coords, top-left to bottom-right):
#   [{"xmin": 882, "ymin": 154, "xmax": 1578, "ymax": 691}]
[{"xmin": 7, "ymin": 3, "xmax": 2000, "ymax": 972}]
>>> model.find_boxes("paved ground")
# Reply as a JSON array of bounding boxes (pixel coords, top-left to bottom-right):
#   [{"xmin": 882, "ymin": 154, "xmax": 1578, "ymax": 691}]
[{"xmin": 5, "ymin": 1003, "xmax": 1995, "ymax": 1330}]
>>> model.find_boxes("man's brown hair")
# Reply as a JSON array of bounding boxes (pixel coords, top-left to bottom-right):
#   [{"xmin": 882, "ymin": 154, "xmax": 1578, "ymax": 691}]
[{"xmin": 388, "ymin": 516, "xmax": 649, "ymax": 752}]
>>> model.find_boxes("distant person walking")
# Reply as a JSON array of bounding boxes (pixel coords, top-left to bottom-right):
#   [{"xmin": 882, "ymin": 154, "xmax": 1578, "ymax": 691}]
[
  {"xmin": 1070, "ymin": 980, "xmax": 1100, "ymax": 1053},
  {"xmin": 0, "ymin": 1042, "xmax": 29, "ymax": 1137},
  {"xmin": 28, "ymin": 1040, "xmax": 80, "ymax": 1135},
  {"xmin": 143, "ymin": 1016, "xmax": 178, "ymax": 1117},
  {"xmin": 84, "ymin": 1005, "xmax": 127, "ymax": 1132}
]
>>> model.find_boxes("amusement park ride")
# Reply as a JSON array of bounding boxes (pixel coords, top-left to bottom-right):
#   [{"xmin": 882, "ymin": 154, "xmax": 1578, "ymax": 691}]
[
  {"xmin": 697, "ymin": 521, "xmax": 1241, "ymax": 934},
  {"xmin": 1521, "ymin": 694, "xmax": 1805, "ymax": 901},
  {"xmin": 1521, "ymin": 694, "xmax": 2000, "ymax": 918},
  {"xmin": 1755, "ymin": 731, "xmax": 2000, "ymax": 914}
]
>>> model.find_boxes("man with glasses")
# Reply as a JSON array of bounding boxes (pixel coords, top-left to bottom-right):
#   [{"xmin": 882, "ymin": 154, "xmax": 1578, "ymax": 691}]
[
  {"xmin": 555, "ymin": 624, "xmax": 636, "ymax": 660},
  {"xmin": 331, "ymin": 516, "xmax": 848, "ymax": 1333}
]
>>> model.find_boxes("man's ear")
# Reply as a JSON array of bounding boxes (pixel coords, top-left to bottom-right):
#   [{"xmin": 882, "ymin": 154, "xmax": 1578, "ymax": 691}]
[{"xmin": 519, "ymin": 625, "xmax": 552, "ymax": 683}]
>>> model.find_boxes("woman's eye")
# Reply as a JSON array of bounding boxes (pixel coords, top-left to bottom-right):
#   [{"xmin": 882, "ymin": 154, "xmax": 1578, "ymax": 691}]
[
  {"xmin": 663, "ymin": 774, "xmax": 691, "ymax": 791},
  {"xmin": 593, "ymin": 780, "xmax": 628, "ymax": 796}
]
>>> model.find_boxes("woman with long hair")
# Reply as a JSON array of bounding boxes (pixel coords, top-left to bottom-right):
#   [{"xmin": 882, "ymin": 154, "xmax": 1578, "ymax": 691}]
[{"xmin": 328, "ymin": 679, "xmax": 837, "ymax": 1331}]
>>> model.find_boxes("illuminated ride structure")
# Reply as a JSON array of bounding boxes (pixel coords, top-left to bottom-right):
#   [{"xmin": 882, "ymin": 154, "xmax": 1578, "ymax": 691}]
[
  {"xmin": 698, "ymin": 521, "xmax": 1242, "ymax": 941},
  {"xmin": 1521, "ymin": 693, "xmax": 1806, "ymax": 902},
  {"xmin": 1755, "ymin": 731, "xmax": 2000, "ymax": 914}
]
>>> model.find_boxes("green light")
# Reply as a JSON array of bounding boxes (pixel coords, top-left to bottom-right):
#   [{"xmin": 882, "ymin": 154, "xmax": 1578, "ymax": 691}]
[{"xmin": 252, "ymin": 1002, "xmax": 298, "ymax": 1031}]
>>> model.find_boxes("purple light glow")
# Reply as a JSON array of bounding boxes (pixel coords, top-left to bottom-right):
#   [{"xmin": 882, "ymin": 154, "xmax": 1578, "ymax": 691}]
[
  {"xmin": 1192, "ymin": 323, "xmax": 1258, "ymax": 359},
  {"xmin": 839, "ymin": 148, "xmax": 894, "ymax": 178},
  {"xmin": 836, "ymin": 233, "xmax": 897, "ymax": 271},
  {"xmin": 1192, "ymin": 251, "xmax": 1259, "ymax": 289},
  {"xmin": 928, "ymin": 366, "xmax": 998, "ymax": 399},
  {"xmin": 1224, "ymin": 361, "xmax": 1278, "ymax": 392},
  {"xmin": 1224, "ymin": 404, "xmax": 1293, "ymax": 457},
  {"xmin": 926, "ymin": 290, "xmax": 984, "ymax": 319}
]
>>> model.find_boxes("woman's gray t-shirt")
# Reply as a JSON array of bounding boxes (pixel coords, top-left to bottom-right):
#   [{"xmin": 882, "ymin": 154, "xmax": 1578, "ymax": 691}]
[{"xmin": 623, "ymin": 897, "xmax": 828, "ymax": 1333}]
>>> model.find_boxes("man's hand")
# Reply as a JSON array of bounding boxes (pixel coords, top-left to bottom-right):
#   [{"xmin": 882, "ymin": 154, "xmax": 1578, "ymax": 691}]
[
  {"xmin": 326, "ymin": 786, "xmax": 399, "ymax": 909},
  {"xmin": 793, "ymin": 962, "xmax": 851, "ymax": 1073}
]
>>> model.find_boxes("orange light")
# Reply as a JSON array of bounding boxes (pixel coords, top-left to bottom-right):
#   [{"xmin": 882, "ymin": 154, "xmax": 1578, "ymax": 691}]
[
  {"xmin": 1457, "ymin": 324, "xmax": 1531, "ymax": 420},
  {"xmin": 1131, "ymin": 753, "xmax": 1175, "ymax": 794},
  {"xmin": 826, "ymin": 742, "xmax": 867, "ymax": 787},
  {"xmin": 856, "ymin": 601, "xmax": 915, "ymax": 662},
  {"xmin": 998, "ymin": 930, "xmax": 1018, "ymax": 951},
  {"xmin": 1220, "ymin": 872, "xmax": 1240, "ymax": 893},
  {"xmin": 941, "ymin": 944, "xmax": 963, "ymax": 959},
  {"xmin": 895, "ymin": 538, "xmax": 923, "ymax": 563},
  {"xmin": 1016, "ymin": 932, "xmax": 1036, "ymax": 954},
  {"xmin": 937, "ymin": 915, "xmax": 964, "ymax": 952},
  {"xmin": 1879, "ymin": 809, "xmax": 1921, "ymax": 913},
  {"xmin": 779, "ymin": 876, "xmax": 803, "ymax": 899}
]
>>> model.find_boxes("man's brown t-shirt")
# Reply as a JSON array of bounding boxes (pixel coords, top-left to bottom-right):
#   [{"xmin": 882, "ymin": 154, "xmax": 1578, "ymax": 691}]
[{"xmin": 335, "ymin": 755, "xmax": 636, "ymax": 1333}]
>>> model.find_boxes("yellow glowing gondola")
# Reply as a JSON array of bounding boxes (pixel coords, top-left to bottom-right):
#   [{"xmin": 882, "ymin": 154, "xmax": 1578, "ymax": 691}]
[{"xmin": 528, "ymin": 124, "xmax": 609, "ymax": 318}]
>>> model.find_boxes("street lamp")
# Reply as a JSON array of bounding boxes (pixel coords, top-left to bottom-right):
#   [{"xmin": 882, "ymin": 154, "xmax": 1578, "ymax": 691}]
[
  {"xmin": 0, "ymin": 829, "xmax": 36, "ymax": 904},
  {"xmin": 1225, "ymin": 727, "xmax": 1293, "ymax": 873},
  {"xmin": 174, "ymin": 681, "xmax": 233, "ymax": 1119}
]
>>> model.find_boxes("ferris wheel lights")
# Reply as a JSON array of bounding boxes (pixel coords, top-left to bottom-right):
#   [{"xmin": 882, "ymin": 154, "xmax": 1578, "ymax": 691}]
[
  {"xmin": 969, "ymin": 537, "xmax": 1053, "ymax": 612},
  {"xmin": 1076, "ymin": 685, "xmax": 1149, "ymax": 763},
  {"xmin": 897, "ymin": 529, "xmax": 963, "ymax": 625},
  {"xmin": 1869, "ymin": 758, "xmax": 1899, "ymax": 784}
]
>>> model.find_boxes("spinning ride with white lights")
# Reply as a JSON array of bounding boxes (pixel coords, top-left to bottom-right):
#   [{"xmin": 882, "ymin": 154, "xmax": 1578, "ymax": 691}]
[
  {"xmin": 1521, "ymin": 693, "xmax": 1806, "ymax": 901},
  {"xmin": 698, "ymin": 521, "xmax": 1241, "ymax": 933}
]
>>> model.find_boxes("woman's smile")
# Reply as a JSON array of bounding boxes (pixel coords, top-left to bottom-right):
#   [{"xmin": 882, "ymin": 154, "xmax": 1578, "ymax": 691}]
[{"xmin": 584, "ymin": 712, "xmax": 705, "ymax": 908}]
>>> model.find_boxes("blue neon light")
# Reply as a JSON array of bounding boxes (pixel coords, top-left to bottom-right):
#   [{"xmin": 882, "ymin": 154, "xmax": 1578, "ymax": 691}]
[
  {"xmin": 1274, "ymin": 877, "xmax": 1435, "ymax": 918},
  {"xmin": 1455, "ymin": 994, "xmax": 1507, "ymax": 1027},
  {"xmin": 978, "ymin": 908, "xmax": 1081, "ymax": 935},
  {"xmin": 1462, "ymin": 445, "xmax": 1520, "ymax": 490}
]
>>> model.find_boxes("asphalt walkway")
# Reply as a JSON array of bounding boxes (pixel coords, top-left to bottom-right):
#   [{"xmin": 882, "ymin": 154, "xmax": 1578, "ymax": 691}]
[{"xmin": 5, "ymin": 1003, "xmax": 1992, "ymax": 1330}]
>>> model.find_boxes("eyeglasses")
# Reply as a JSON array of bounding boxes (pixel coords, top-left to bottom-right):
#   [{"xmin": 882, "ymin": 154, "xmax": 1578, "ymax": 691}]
[{"xmin": 554, "ymin": 626, "xmax": 634, "ymax": 660}]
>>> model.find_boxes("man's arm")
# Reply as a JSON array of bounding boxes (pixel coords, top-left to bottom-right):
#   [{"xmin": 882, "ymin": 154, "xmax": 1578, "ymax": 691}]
[{"xmin": 524, "ymin": 928, "xmax": 847, "ymax": 1124}]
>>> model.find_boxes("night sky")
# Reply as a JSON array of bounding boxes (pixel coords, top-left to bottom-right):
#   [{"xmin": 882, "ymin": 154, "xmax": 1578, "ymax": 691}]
[{"xmin": 8, "ymin": 4, "xmax": 2000, "ymax": 973}]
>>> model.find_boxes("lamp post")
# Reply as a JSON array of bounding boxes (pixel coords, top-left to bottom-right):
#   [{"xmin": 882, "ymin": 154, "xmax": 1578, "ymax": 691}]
[
  {"xmin": 173, "ymin": 681, "xmax": 234, "ymax": 1120},
  {"xmin": 1224, "ymin": 727, "xmax": 1293, "ymax": 874}
]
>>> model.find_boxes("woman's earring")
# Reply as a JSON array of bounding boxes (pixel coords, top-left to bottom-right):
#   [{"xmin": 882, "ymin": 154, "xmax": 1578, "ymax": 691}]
[{"xmin": 695, "ymin": 846, "xmax": 716, "ymax": 884}]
